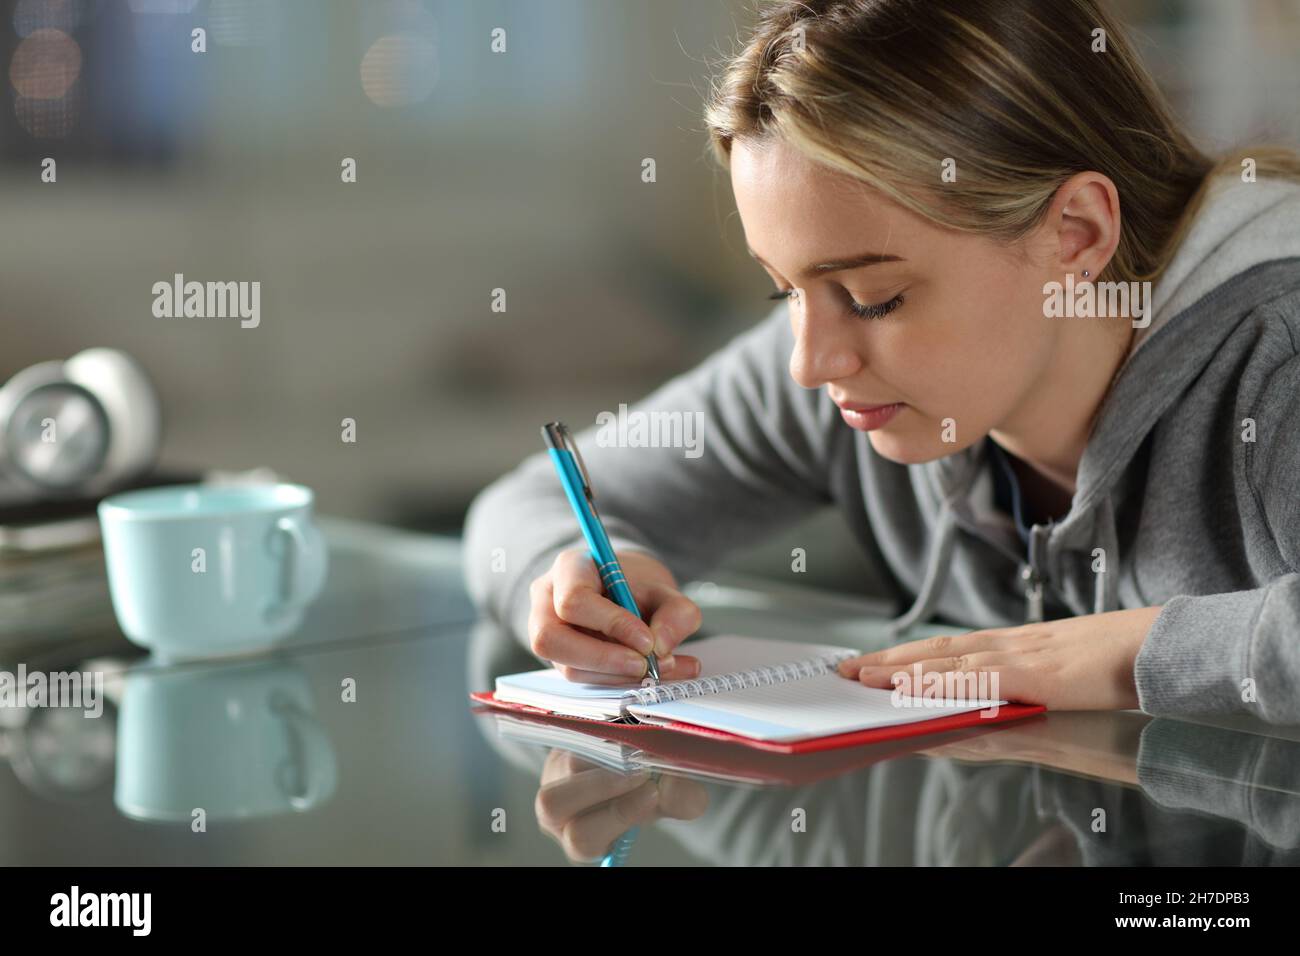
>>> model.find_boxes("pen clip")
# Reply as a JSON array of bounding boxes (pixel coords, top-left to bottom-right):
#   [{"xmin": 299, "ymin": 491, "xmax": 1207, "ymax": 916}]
[
  {"xmin": 543, "ymin": 421, "xmax": 596, "ymax": 505},
  {"xmin": 562, "ymin": 425, "xmax": 597, "ymax": 506}
]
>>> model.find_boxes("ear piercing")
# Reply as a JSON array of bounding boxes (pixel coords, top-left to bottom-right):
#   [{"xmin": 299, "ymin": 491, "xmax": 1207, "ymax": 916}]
[{"xmin": 1082, "ymin": 270, "xmax": 1091, "ymax": 278}]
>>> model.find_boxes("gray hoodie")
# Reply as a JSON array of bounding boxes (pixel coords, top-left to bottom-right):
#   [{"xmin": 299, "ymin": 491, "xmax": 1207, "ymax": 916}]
[{"xmin": 463, "ymin": 173, "xmax": 1300, "ymax": 725}]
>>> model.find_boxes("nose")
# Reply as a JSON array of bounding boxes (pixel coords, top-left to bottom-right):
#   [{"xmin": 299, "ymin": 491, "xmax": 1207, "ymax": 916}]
[{"xmin": 786, "ymin": 290, "xmax": 863, "ymax": 389}]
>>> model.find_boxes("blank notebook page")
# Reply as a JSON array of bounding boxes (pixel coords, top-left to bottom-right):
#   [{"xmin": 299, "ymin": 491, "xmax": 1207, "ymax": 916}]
[
  {"xmin": 495, "ymin": 636, "xmax": 850, "ymax": 706},
  {"xmin": 627, "ymin": 672, "xmax": 1005, "ymax": 743},
  {"xmin": 683, "ymin": 636, "xmax": 852, "ymax": 673}
]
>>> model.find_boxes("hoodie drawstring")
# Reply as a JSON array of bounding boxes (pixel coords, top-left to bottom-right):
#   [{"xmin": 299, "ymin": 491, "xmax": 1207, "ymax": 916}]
[{"xmin": 886, "ymin": 476, "xmax": 1122, "ymax": 638}]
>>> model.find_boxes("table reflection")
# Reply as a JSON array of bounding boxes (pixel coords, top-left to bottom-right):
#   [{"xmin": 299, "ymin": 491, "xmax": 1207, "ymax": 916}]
[{"xmin": 468, "ymin": 617, "xmax": 1300, "ymax": 866}]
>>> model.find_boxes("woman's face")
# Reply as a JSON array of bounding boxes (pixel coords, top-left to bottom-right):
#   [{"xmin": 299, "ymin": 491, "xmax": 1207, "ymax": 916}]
[{"xmin": 730, "ymin": 137, "xmax": 1063, "ymax": 465}]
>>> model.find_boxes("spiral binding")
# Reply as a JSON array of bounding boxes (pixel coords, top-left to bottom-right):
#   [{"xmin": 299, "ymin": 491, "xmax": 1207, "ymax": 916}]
[{"xmin": 623, "ymin": 649, "xmax": 857, "ymax": 706}]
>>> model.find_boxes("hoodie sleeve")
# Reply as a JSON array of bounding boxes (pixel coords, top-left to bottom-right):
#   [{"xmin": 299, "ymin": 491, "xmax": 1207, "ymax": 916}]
[
  {"xmin": 461, "ymin": 305, "xmax": 845, "ymax": 650},
  {"xmin": 1134, "ymin": 350, "xmax": 1300, "ymax": 724}
]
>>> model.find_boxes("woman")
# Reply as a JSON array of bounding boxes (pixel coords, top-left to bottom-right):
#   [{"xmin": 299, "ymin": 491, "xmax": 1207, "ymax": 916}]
[{"xmin": 464, "ymin": 0, "xmax": 1300, "ymax": 723}]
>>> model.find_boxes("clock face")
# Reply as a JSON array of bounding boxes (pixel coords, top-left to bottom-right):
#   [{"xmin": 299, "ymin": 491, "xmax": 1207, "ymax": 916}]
[
  {"xmin": 6, "ymin": 383, "xmax": 109, "ymax": 489},
  {"xmin": 14, "ymin": 703, "xmax": 117, "ymax": 797}
]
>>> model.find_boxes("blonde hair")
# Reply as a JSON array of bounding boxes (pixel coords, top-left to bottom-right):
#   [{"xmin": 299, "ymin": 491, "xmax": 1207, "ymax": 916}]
[{"xmin": 704, "ymin": 0, "xmax": 1300, "ymax": 287}]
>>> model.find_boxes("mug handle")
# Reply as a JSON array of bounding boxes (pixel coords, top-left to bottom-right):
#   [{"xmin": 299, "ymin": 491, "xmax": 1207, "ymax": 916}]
[
  {"xmin": 270, "ymin": 689, "xmax": 338, "ymax": 810},
  {"xmin": 267, "ymin": 516, "xmax": 327, "ymax": 620}
]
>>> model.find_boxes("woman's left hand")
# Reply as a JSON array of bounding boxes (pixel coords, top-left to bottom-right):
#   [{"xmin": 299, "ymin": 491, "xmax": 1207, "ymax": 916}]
[{"xmin": 836, "ymin": 606, "xmax": 1164, "ymax": 711}]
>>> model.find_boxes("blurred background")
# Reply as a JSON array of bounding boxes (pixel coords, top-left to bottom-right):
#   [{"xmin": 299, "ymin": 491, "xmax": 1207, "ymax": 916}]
[{"xmin": 3, "ymin": 0, "xmax": 1300, "ymax": 593}]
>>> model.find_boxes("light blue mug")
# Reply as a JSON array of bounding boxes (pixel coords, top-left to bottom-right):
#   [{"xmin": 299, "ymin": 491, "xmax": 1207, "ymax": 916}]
[{"xmin": 98, "ymin": 483, "xmax": 328, "ymax": 661}]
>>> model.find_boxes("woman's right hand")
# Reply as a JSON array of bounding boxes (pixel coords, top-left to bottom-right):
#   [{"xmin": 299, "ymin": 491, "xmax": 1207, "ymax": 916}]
[{"xmin": 527, "ymin": 548, "xmax": 703, "ymax": 684}]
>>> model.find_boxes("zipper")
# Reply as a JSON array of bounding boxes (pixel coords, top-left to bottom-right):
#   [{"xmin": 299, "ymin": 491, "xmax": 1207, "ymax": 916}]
[
  {"xmin": 1019, "ymin": 562, "xmax": 1044, "ymax": 623},
  {"xmin": 1019, "ymin": 521, "xmax": 1052, "ymax": 624}
]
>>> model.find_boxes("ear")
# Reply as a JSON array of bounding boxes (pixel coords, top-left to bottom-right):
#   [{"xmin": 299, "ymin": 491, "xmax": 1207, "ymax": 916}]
[{"xmin": 1044, "ymin": 171, "xmax": 1122, "ymax": 279}]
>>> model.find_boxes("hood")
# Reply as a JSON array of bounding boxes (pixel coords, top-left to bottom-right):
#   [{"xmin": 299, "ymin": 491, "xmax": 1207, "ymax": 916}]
[{"xmin": 889, "ymin": 172, "xmax": 1300, "ymax": 638}]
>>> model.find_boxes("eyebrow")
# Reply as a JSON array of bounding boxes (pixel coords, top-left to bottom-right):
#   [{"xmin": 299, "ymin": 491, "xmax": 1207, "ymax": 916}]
[{"xmin": 746, "ymin": 247, "xmax": 905, "ymax": 279}]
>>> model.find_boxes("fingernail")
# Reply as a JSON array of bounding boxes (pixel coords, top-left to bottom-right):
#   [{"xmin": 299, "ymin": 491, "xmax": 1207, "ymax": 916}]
[
  {"xmin": 652, "ymin": 623, "xmax": 674, "ymax": 658},
  {"xmin": 631, "ymin": 623, "xmax": 654, "ymax": 656},
  {"xmin": 631, "ymin": 780, "xmax": 660, "ymax": 811},
  {"xmin": 622, "ymin": 652, "xmax": 649, "ymax": 678},
  {"xmin": 627, "ymin": 781, "xmax": 659, "ymax": 814},
  {"xmin": 673, "ymin": 656, "xmax": 700, "ymax": 678}
]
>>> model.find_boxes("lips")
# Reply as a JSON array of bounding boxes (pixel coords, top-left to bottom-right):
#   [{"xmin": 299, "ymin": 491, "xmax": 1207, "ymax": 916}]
[
  {"xmin": 832, "ymin": 398, "xmax": 905, "ymax": 431},
  {"xmin": 834, "ymin": 400, "xmax": 898, "ymax": 413}
]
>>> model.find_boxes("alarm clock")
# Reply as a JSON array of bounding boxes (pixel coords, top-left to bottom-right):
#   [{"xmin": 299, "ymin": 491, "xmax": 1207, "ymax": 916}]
[{"xmin": 0, "ymin": 348, "xmax": 161, "ymax": 508}]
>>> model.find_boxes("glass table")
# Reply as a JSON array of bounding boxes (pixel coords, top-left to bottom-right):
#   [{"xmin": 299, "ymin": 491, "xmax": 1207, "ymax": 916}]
[{"xmin": 3, "ymin": 518, "xmax": 1299, "ymax": 866}]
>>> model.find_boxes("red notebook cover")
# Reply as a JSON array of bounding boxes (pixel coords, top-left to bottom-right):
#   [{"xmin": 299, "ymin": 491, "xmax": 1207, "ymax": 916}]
[
  {"xmin": 475, "ymin": 696, "xmax": 1047, "ymax": 787},
  {"xmin": 469, "ymin": 690, "xmax": 1046, "ymax": 756}
]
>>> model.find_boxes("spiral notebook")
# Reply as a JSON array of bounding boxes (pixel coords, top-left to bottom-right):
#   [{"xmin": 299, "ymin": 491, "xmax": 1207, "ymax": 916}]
[{"xmin": 472, "ymin": 635, "xmax": 1045, "ymax": 754}]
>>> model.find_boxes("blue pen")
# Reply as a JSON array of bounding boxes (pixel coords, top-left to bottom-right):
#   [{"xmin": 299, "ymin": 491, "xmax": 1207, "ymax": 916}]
[
  {"xmin": 542, "ymin": 421, "xmax": 660, "ymax": 684},
  {"xmin": 600, "ymin": 826, "xmax": 639, "ymax": 867}
]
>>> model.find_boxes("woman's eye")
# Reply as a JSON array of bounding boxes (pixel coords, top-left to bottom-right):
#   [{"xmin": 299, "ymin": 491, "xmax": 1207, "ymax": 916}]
[
  {"xmin": 766, "ymin": 288, "xmax": 904, "ymax": 320},
  {"xmin": 847, "ymin": 292, "xmax": 903, "ymax": 320}
]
